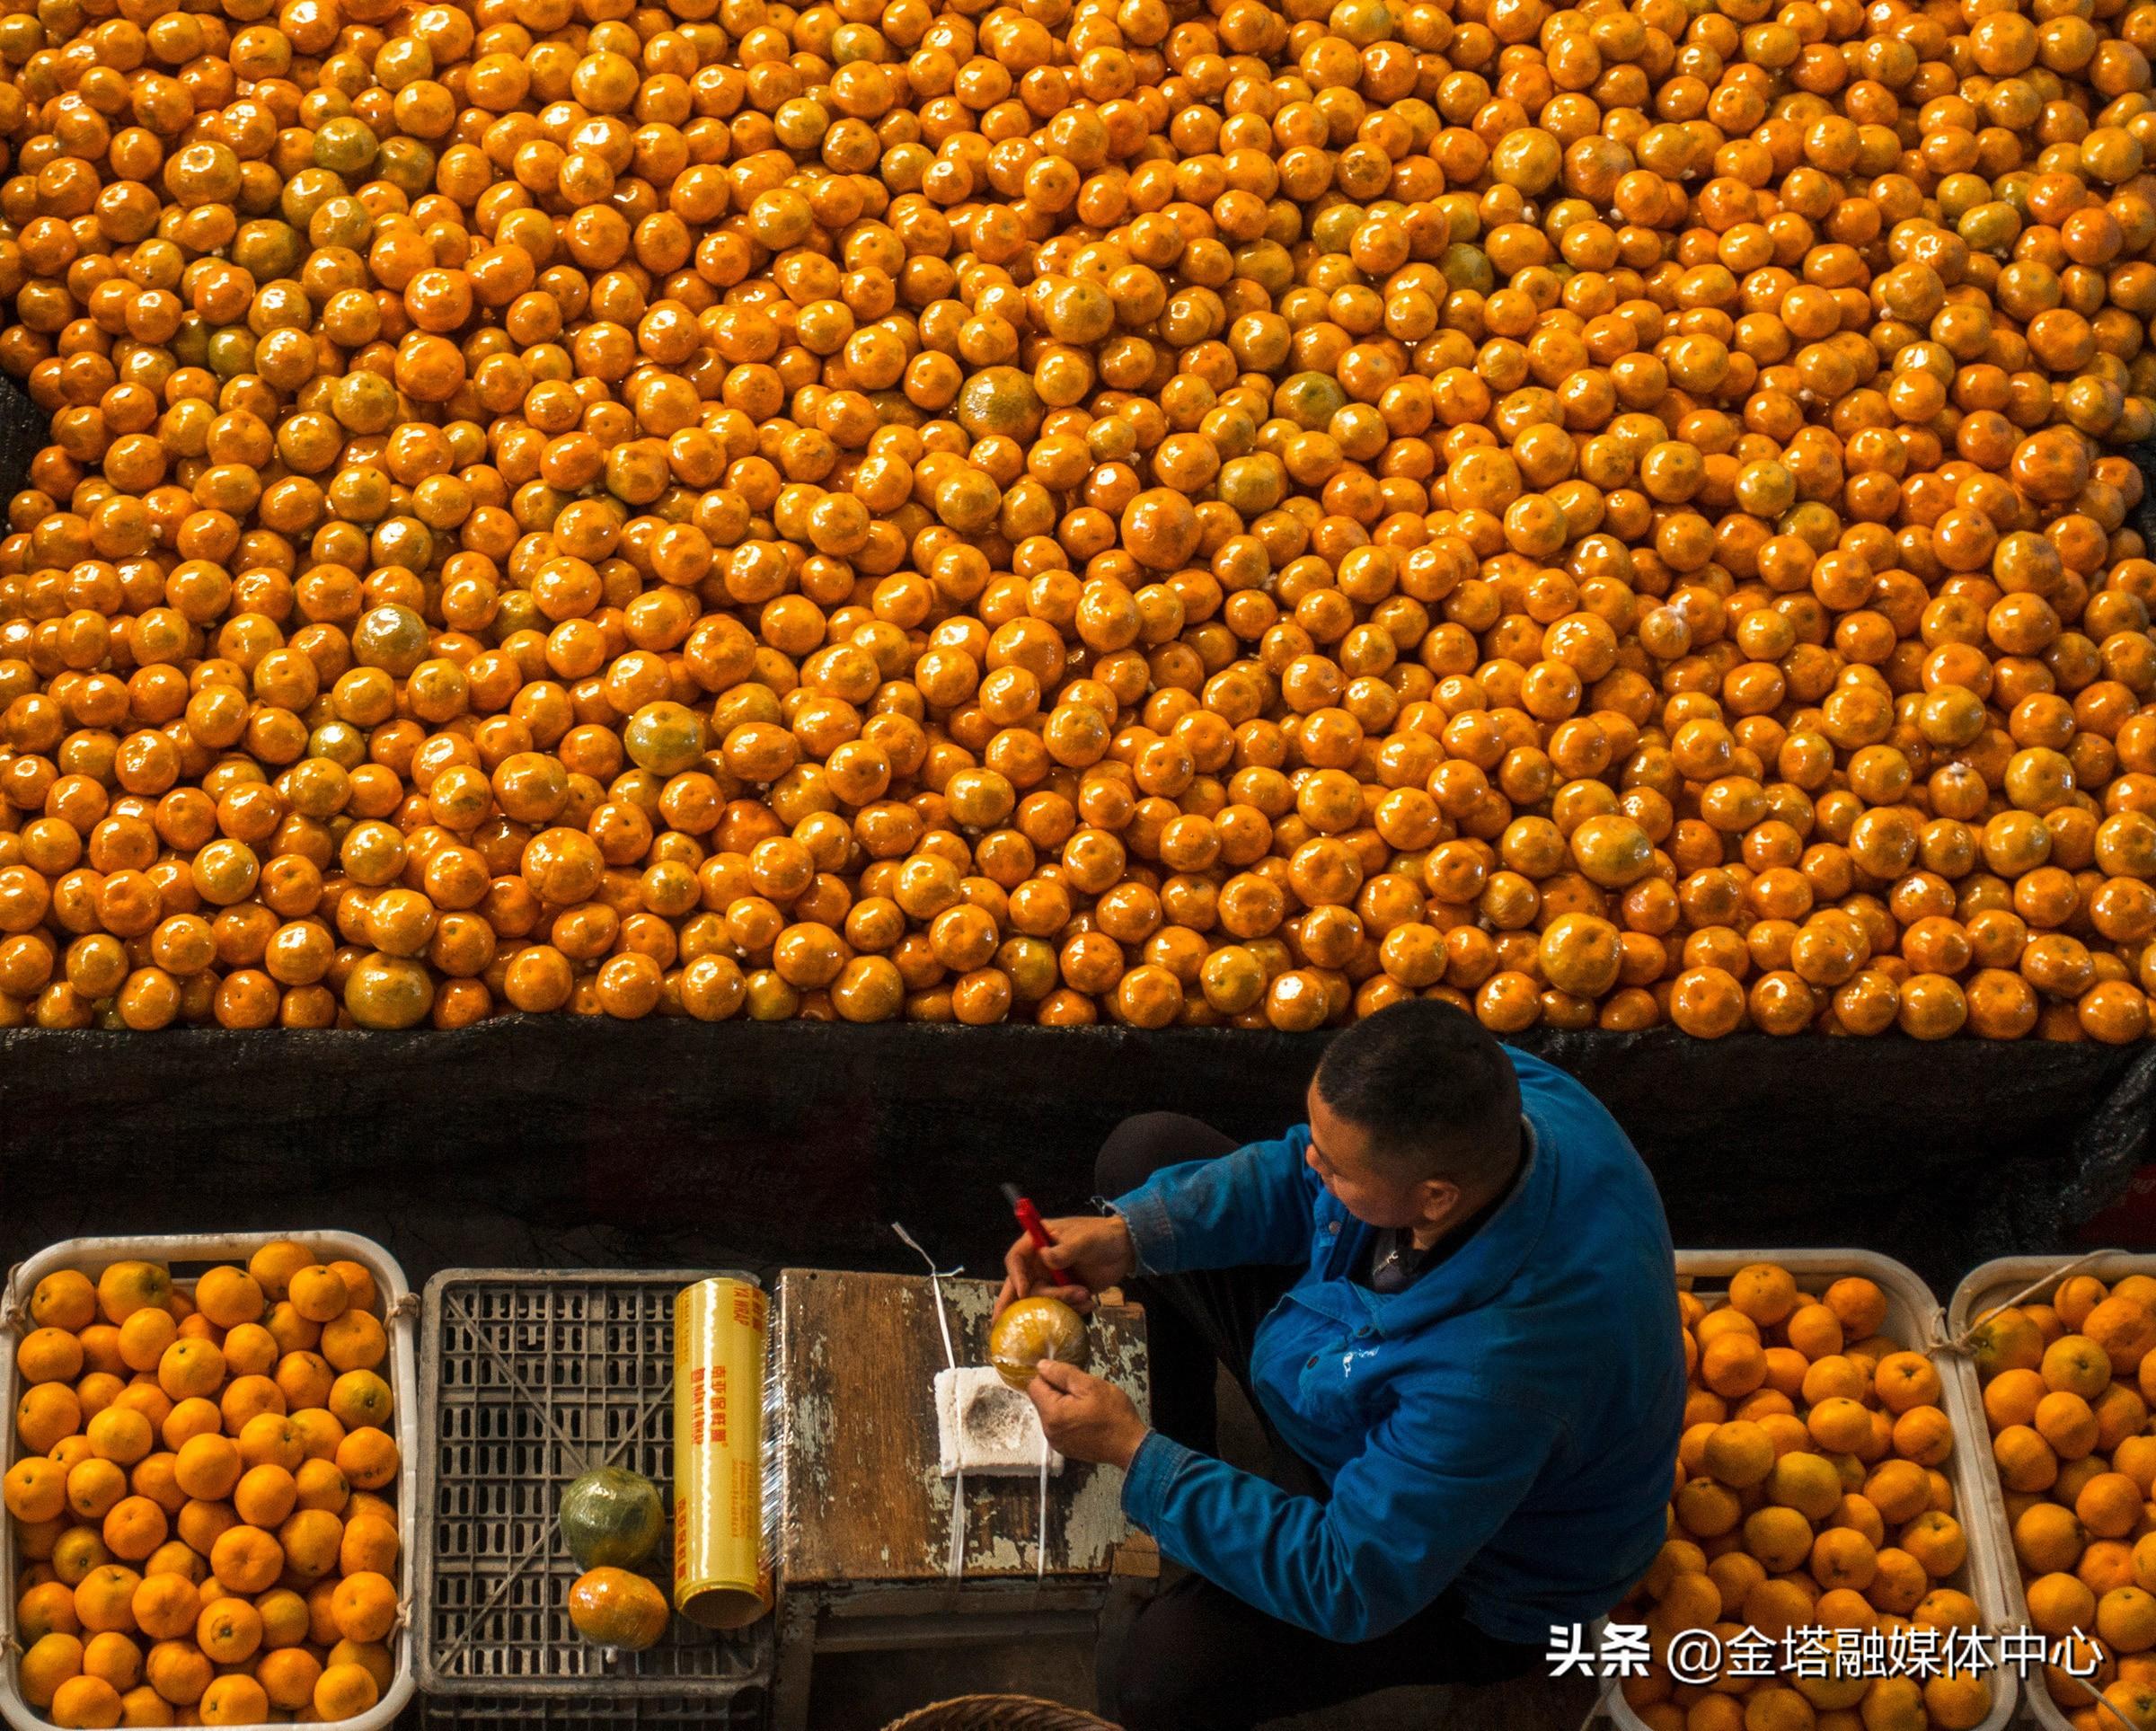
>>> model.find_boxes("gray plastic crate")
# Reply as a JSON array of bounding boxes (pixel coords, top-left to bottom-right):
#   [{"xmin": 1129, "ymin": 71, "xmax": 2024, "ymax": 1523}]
[{"xmin": 417, "ymin": 1270, "xmax": 771, "ymax": 1707}]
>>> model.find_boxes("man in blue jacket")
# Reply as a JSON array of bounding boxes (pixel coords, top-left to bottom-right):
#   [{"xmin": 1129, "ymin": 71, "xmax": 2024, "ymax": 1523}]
[{"xmin": 1002, "ymin": 999, "xmax": 1686, "ymax": 1730}]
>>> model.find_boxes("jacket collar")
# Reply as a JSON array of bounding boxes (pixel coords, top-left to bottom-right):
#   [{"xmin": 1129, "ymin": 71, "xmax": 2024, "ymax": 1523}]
[{"xmin": 1315, "ymin": 1116, "xmax": 1555, "ymax": 1335}]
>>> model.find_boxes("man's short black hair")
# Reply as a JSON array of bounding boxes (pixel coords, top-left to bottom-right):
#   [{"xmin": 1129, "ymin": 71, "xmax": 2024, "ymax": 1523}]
[{"xmin": 1312, "ymin": 1000, "xmax": 1522, "ymax": 1190}]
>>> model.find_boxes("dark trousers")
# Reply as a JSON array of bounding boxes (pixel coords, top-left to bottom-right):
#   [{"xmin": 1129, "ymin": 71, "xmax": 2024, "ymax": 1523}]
[{"xmin": 1095, "ymin": 1112, "xmax": 1541, "ymax": 1731}]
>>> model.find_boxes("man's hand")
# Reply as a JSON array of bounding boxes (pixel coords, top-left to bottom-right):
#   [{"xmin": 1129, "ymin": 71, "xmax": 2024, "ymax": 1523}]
[
  {"xmin": 996, "ymin": 1213, "xmax": 1134, "ymax": 1316},
  {"xmin": 1025, "ymin": 1359, "xmax": 1148, "ymax": 1470}
]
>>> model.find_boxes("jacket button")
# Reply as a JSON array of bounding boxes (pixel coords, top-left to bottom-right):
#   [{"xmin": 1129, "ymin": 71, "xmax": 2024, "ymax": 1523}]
[
  {"xmin": 1306, "ymin": 1356, "xmax": 1319, "ymax": 1368},
  {"xmin": 1326, "ymin": 1222, "xmax": 1340, "ymax": 1235}
]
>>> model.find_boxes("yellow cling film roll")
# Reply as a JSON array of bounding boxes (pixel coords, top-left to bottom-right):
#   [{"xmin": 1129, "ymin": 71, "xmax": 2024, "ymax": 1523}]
[{"xmin": 673, "ymin": 1273, "xmax": 772, "ymax": 1629}]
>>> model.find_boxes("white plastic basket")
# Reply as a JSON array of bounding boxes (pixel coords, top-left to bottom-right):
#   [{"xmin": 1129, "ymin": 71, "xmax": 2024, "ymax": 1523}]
[
  {"xmin": 1, "ymin": 1232, "xmax": 419, "ymax": 1731},
  {"xmin": 1948, "ymin": 1251, "xmax": 2156, "ymax": 1731},
  {"xmin": 1600, "ymin": 1249, "xmax": 2017, "ymax": 1731}
]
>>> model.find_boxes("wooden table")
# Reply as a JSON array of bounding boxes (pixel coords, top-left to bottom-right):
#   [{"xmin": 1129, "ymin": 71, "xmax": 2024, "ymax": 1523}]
[{"xmin": 771, "ymin": 1269, "xmax": 1152, "ymax": 1729}]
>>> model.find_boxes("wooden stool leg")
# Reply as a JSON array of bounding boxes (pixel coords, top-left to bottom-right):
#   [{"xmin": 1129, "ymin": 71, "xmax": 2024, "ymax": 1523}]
[{"xmin": 770, "ymin": 1590, "xmax": 817, "ymax": 1731}]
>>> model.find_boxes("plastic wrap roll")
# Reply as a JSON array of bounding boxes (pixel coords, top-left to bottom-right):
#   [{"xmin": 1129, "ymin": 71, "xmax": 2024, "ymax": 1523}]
[{"xmin": 672, "ymin": 1273, "xmax": 772, "ymax": 1629}]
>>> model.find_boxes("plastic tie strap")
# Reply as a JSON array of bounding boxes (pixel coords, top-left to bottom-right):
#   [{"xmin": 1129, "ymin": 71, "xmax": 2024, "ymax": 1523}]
[
  {"xmin": 1930, "ymin": 1247, "xmax": 2124, "ymax": 1356},
  {"xmin": 893, "ymin": 1223, "xmax": 968, "ymax": 1582}
]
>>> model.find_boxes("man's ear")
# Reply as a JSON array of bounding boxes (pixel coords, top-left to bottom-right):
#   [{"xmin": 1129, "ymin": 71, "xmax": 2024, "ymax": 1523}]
[{"xmin": 1417, "ymin": 1176, "xmax": 1462, "ymax": 1226}]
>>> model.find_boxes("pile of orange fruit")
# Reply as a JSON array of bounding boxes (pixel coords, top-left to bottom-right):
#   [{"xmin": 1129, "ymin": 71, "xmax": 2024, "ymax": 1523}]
[
  {"xmin": 4, "ymin": 1242, "xmax": 401, "ymax": 1727},
  {"xmin": 1619, "ymin": 1262, "xmax": 1993, "ymax": 1730},
  {"xmin": 0, "ymin": 0, "xmax": 2152, "ymax": 1036},
  {"xmin": 1966, "ymin": 1269, "xmax": 2156, "ymax": 1730}
]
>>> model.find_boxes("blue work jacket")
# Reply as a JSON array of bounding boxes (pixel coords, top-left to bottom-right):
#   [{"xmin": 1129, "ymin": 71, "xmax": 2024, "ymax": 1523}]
[{"xmin": 1112, "ymin": 1047, "xmax": 1686, "ymax": 1645}]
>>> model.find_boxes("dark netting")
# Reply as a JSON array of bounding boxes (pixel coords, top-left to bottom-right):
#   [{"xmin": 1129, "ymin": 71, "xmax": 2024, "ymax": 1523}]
[{"xmin": 4, "ymin": 1021, "xmax": 2153, "ymax": 1295}]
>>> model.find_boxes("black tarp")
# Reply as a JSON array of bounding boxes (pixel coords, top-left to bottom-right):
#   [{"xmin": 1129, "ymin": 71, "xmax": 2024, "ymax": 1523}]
[{"xmin": 4, "ymin": 1020, "xmax": 2153, "ymax": 1295}]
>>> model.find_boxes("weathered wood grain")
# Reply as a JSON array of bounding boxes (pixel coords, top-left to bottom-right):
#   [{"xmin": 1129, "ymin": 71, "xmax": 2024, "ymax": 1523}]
[{"xmin": 775, "ymin": 1270, "xmax": 1148, "ymax": 1586}]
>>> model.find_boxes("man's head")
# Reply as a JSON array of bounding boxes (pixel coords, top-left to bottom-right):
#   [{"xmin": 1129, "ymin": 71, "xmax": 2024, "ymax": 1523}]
[{"xmin": 1304, "ymin": 1001, "xmax": 1523, "ymax": 1241}]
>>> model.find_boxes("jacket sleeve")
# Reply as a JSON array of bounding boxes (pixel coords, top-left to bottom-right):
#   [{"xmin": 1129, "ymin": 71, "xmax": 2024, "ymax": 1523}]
[
  {"xmin": 1108, "ymin": 1128, "xmax": 1320, "ymax": 1276},
  {"xmin": 1118, "ymin": 1382, "xmax": 1561, "ymax": 1641}
]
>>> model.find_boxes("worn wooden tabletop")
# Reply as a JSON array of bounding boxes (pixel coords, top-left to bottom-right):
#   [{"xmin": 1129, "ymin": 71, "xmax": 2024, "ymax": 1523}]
[{"xmin": 774, "ymin": 1268, "xmax": 1149, "ymax": 1586}]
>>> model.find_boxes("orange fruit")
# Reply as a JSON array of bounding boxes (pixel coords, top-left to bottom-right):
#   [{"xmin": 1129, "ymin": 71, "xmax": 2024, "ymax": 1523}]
[
  {"xmin": 2059, "ymin": 1276, "xmax": 2111, "ymax": 1332},
  {"xmin": 190, "ymin": 1267, "xmax": 264, "ymax": 1331},
  {"xmin": 49, "ymin": 1674, "xmax": 124, "ymax": 1728},
  {"xmin": 54, "ymin": 1527, "xmax": 113, "ymax": 1585},
  {"xmin": 153, "ymin": 1340, "xmax": 224, "ymax": 1403},
  {"xmin": 1768, "ymin": 1451, "xmax": 1843, "ymax": 1522},
  {"xmin": 1901, "ymin": 1511, "xmax": 1966, "ymax": 1578},
  {"xmin": 256, "ymin": 1647, "xmax": 323, "ymax": 1712},
  {"xmin": 325, "ymin": 1641, "xmax": 393, "ymax": 1695},
  {"xmin": 208, "ymin": 1524, "xmax": 283, "ymax": 1595},
  {"xmin": 328, "ymin": 1261, "xmax": 378, "ymax": 1312},
  {"xmin": 21, "ymin": 1631, "xmax": 86, "ymax": 1709},
  {"xmin": 1673, "ymin": 1476, "xmax": 1741, "ymax": 1539},
  {"xmin": 1968, "ymin": 1306, "xmax": 2046, "ymax": 1379},
  {"xmin": 1852, "ymin": 1677, "xmax": 1923, "ymax": 1731},
  {"xmin": 2105, "ymin": 1585, "xmax": 2156, "ymax": 1655},
  {"xmin": 73, "ymin": 1565, "xmax": 142, "ymax": 1635},
  {"xmin": 197, "ymin": 1674, "xmax": 270, "ymax": 1726},
  {"xmin": 20, "ymin": 1382, "xmax": 85, "ymax": 1453},
  {"xmin": 142, "ymin": 1639, "xmax": 210, "ymax": 1708},
  {"xmin": 81, "ymin": 1629, "xmax": 141, "ymax": 1692},
  {"xmin": 335, "ymin": 1426, "xmax": 400, "ymax": 1491},
  {"xmin": 1700, "ymin": 1333, "xmax": 1768, "ymax": 1400},
  {"xmin": 219, "ymin": 1324, "xmax": 278, "ymax": 1378},
  {"xmin": 260, "ymin": 1304, "xmax": 317, "ymax": 1360},
  {"xmin": 1728, "ymin": 1264, "xmax": 1799, "ymax": 1328},
  {"xmin": 340, "ymin": 1513, "xmax": 399, "ymax": 1577},
  {"xmin": 321, "ymin": 1311, "xmax": 388, "ymax": 1373},
  {"xmin": 328, "ymin": 1369, "xmax": 393, "ymax": 1431},
  {"xmin": 2083, "ymin": 1470, "xmax": 2148, "ymax": 1540},
  {"xmin": 1811, "ymin": 1526, "xmax": 1877, "ymax": 1592},
  {"xmin": 296, "ymin": 1457, "xmax": 351, "ymax": 1514},
  {"xmin": 1807, "ymin": 1398, "xmax": 1872, "ymax": 1454},
  {"xmin": 2106, "ymin": 1682, "xmax": 2156, "ymax": 1731},
  {"xmin": 19, "ymin": 1578, "xmax": 84, "ymax": 1642},
  {"xmin": 289, "ymin": 1407, "xmax": 347, "ymax": 1463},
  {"xmin": 217, "ymin": 1375, "xmax": 286, "ymax": 1434},
  {"xmin": 566, "ymin": 1566, "xmax": 670, "ymax": 1650},
  {"xmin": 1986, "ymin": 1367, "xmax": 2048, "ymax": 1432},
  {"xmin": 2098, "ymin": 1384, "xmax": 2152, "ymax": 1452},
  {"xmin": 157, "ymin": 1398, "xmax": 219, "ymax": 1453},
  {"xmin": 2046, "ymin": 1334, "xmax": 2115, "ymax": 1399},
  {"xmin": 1743, "ymin": 1505, "xmax": 1815, "ymax": 1573},
  {"xmin": 114, "ymin": 1311, "xmax": 177, "ymax": 1376},
  {"xmin": 194, "ymin": 1596, "xmax": 262, "ymax": 1665},
  {"xmin": 21, "ymin": 1325, "xmax": 88, "ymax": 1384},
  {"xmin": 1871, "ymin": 1352, "xmax": 1941, "ymax": 1414},
  {"xmin": 2089, "ymin": 1296, "xmax": 2156, "ymax": 1376},
  {"xmin": 246, "ymin": 1243, "xmax": 314, "ymax": 1304},
  {"xmin": 1824, "ymin": 1278, "xmax": 1886, "ymax": 1341},
  {"xmin": 273, "ymin": 1350, "xmax": 335, "ymax": 1412},
  {"xmin": 330, "ymin": 1570, "xmax": 398, "ymax": 1644},
  {"xmin": 1995, "ymin": 1424, "xmax": 2061, "ymax": 1494},
  {"xmin": 1863, "ymin": 1461, "xmax": 1930, "ymax": 1526},
  {"xmin": 128, "ymin": 1575, "xmax": 199, "ymax": 1643},
  {"xmin": 234, "ymin": 1413, "xmax": 304, "ymax": 1479},
  {"xmin": 278, "ymin": 1507, "xmax": 345, "ymax": 1582},
  {"xmin": 1889, "ymin": 1405, "xmax": 1952, "ymax": 1467},
  {"xmin": 2085, "ymin": 1540, "xmax": 2139, "ymax": 1597},
  {"xmin": 95, "ymin": 1264, "xmax": 172, "ymax": 1327},
  {"xmin": 117, "ymin": 1684, "xmax": 174, "ymax": 1726},
  {"xmin": 172, "ymin": 1435, "xmax": 242, "ymax": 1503},
  {"xmin": 1870, "ymin": 1548, "xmax": 1929, "ymax": 1615},
  {"xmin": 2031, "ymin": 1570, "xmax": 2100, "ymax": 1637},
  {"xmin": 2037, "ymin": 1389, "xmax": 2102, "ymax": 1460},
  {"xmin": 100, "ymin": 1497, "xmax": 167, "ymax": 1563},
  {"xmin": 78, "ymin": 1329, "xmax": 125, "ymax": 1378},
  {"xmin": 33, "ymin": 1271, "xmax": 99, "ymax": 1332},
  {"xmin": 232, "ymin": 1462, "xmax": 298, "ymax": 1531},
  {"xmin": 173, "ymin": 1497, "xmax": 238, "ymax": 1559},
  {"xmin": 2020, "ymin": 1501, "xmax": 2092, "ymax": 1575},
  {"xmin": 8, "ymin": 1455, "xmax": 70, "ymax": 1523},
  {"xmin": 313, "ymin": 1661, "xmax": 381, "ymax": 1719},
  {"xmin": 1782, "ymin": 1303, "xmax": 1843, "ymax": 1361},
  {"xmin": 1700, "ymin": 1421, "xmax": 1772, "ymax": 1489},
  {"xmin": 287, "ymin": 1266, "xmax": 350, "ymax": 1324},
  {"xmin": 255, "ymin": 1586, "xmax": 311, "ymax": 1649}
]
